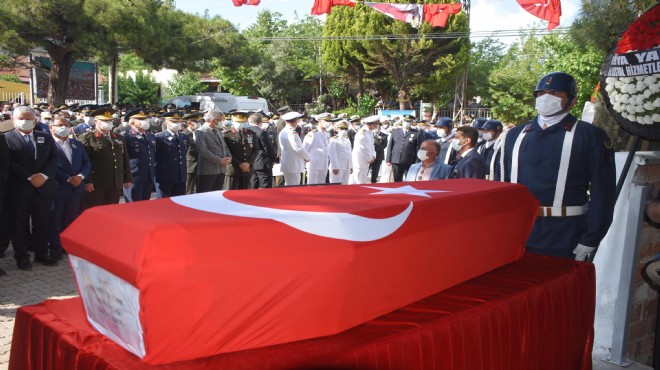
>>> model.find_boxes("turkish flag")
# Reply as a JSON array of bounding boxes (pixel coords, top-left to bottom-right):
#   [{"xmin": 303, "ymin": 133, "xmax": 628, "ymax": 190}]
[
  {"xmin": 517, "ymin": 0, "xmax": 562, "ymax": 30},
  {"xmin": 62, "ymin": 180, "xmax": 539, "ymax": 364},
  {"xmin": 364, "ymin": 2, "xmax": 424, "ymax": 26},
  {"xmin": 423, "ymin": 3, "xmax": 462, "ymax": 28},
  {"xmin": 311, "ymin": 0, "xmax": 355, "ymax": 15},
  {"xmin": 232, "ymin": 0, "xmax": 260, "ymax": 6}
]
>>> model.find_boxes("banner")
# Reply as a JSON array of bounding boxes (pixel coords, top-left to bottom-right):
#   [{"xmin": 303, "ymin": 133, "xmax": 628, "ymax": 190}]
[
  {"xmin": 33, "ymin": 56, "xmax": 96, "ymax": 100},
  {"xmin": 600, "ymin": 47, "xmax": 660, "ymax": 77}
]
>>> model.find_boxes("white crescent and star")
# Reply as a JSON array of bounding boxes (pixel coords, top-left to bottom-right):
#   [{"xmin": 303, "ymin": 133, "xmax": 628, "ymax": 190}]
[{"xmin": 170, "ymin": 185, "xmax": 449, "ymax": 242}]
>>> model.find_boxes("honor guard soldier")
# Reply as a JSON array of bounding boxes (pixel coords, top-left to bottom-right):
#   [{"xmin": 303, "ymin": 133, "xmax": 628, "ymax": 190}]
[
  {"xmin": 224, "ymin": 111, "xmax": 257, "ymax": 190},
  {"xmin": 471, "ymin": 117, "xmax": 488, "ymax": 152},
  {"xmin": 351, "ymin": 115, "xmax": 378, "ymax": 184},
  {"xmin": 302, "ymin": 113, "xmax": 331, "ymax": 185},
  {"xmin": 123, "ymin": 109, "xmax": 156, "ymax": 202},
  {"xmin": 183, "ymin": 112, "xmax": 202, "ymax": 194},
  {"xmin": 434, "ymin": 117, "xmax": 455, "ymax": 164},
  {"xmin": 79, "ymin": 108, "xmax": 132, "ymax": 208},
  {"xmin": 155, "ymin": 112, "xmax": 188, "ymax": 197},
  {"xmin": 479, "ymin": 119, "xmax": 504, "ymax": 181},
  {"xmin": 327, "ymin": 121, "xmax": 352, "ymax": 184},
  {"xmin": 385, "ymin": 114, "xmax": 422, "ymax": 182},
  {"xmin": 72, "ymin": 104, "xmax": 98, "ymax": 137},
  {"xmin": 502, "ymin": 72, "xmax": 616, "ymax": 260}
]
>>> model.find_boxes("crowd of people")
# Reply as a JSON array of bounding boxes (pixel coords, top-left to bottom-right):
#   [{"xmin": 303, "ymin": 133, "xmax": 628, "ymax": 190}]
[{"xmin": 0, "ymin": 71, "xmax": 617, "ymax": 276}]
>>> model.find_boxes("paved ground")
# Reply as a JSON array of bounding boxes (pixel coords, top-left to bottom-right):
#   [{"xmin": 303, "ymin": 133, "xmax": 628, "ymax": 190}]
[{"xmin": 0, "ymin": 251, "xmax": 654, "ymax": 370}]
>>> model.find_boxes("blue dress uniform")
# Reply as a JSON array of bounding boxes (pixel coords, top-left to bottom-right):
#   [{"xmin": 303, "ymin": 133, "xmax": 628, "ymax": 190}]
[
  {"xmin": 155, "ymin": 130, "xmax": 188, "ymax": 197},
  {"xmin": 385, "ymin": 127, "xmax": 422, "ymax": 182},
  {"xmin": 503, "ymin": 114, "xmax": 616, "ymax": 258},
  {"xmin": 123, "ymin": 129, "xmax": 156, "ymax": 201}
]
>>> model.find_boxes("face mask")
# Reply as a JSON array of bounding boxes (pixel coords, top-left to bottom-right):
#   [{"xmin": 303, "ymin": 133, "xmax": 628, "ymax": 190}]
[
  {"xmin": 232, "ymin": 122, "xmax": 242, "ymax": 130},
  {"xmin": 100, "ymin": 122, "xmax": 114, "ymax": 131},
  {"xmin": 535, "ymin": 94, "xmax": 564, "ymax": 116},
  {"xmin": 417, "ymin": 149, "xmax": 429, "ymax": 161},
  {"xmin": 478, "ymin": 131, "xmax": 483, "ymax": 139},
  {"xmin": 140, "ymin": 120, "xmax": 150, "ymax": 130},
  {"xmin": 169, "ymin": 123, "xmax": 181, "ymax": 132},
  {"xmin": 54, "ymin": 126, "xmax": 71, "ymax": 137},
  {"xmin": 436, "ymin": 129, "xmax": 447, "ymax": 138},
  {"xmin": 483, "ymin": 132, "xmax": 493, "ymax": 141},
  {"xmin": 450, "ymin": 138, "xmax": 464, "ymax": 152},
  {"xmin": 261, "ymin": 123, "xmax": 269, "ymax": 130},
  {"xmin": 14, "ymin": 119, "xmax": 34, "ymax": 131},
  {"xmin": 402, "ymin": 122, "xmax": 411, "ymax": 130},
  {"xmin": 83, "ymin": 116, "xmax": 93, "ymax": 124}
]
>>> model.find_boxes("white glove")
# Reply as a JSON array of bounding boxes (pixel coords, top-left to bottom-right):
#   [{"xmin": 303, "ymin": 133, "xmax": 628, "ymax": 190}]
[{"xmin": 573, "ymin": 244, "xmax": 595, "ymax": 261}]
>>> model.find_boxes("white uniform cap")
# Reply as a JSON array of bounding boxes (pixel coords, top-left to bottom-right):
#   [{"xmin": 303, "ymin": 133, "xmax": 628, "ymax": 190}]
[
  {"xmin": 363, "ymin": 115, "xmax": 380, "ymax": 124},
  {"xmin": 282, "ymin": 111, "xmax": 303, "ymax": 121}
]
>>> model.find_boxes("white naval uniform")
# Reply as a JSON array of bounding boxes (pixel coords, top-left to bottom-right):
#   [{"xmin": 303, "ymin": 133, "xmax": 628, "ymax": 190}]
[
  {"xmin": 302, "ymin": 129, "xmax": 329, "ymax": 184},
  {"xmin": 278, "ymin": 125, "xmax": 310, "ymax": 186},
  {"xmin": 351, "ymin": 127, "xmax": 376, "ymax": 184},
  {"xmin": 327, "ymin": 132, "xmax": 352, "ymax": 184}
]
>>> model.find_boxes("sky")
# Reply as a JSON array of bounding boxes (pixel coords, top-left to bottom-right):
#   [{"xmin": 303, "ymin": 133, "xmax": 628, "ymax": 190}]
[{"xmin": 175, "ymin": 0, "xmax": 583, "ymax": 42}]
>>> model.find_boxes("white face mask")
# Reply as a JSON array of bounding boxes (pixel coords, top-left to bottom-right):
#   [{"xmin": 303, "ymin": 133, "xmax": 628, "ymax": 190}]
[
  {"xmin": 14, "ymin": 119, "xmax": 34, "ymax": 131},
  {"xmin": 436, "ymin": 129, "xmax": 447, "ymax": 138},
  {"xmin": 53, "ymin": 125, "xmax": 71, "ymax": 137},
  {"xmin": 450, "ymin": 138, "xmax": 465, "ymax": 152},
  {"xmin": 169, "ymin": 123, "xmax": 181, "ymax": 132},
  {"xmin": 261, "ymin": 123, "xmax": 269, "ymax": 130},
  {"xmin": 83, "ymin": 116, "xmax": 93, "ymax": 124},
  {"xmin": 100, "ymin": 121, "xmax": 114, "ymax": 131},
  {"xmin": 417, "ymin": 149, "xmax": 429, "ymax": 161},
  {"xmin": 139, "ymin": 120, "xmax": 150, "ymax": 130},
  {"xmin": 535, "ymin": 94, "xmax": 564, "ymax": 116},
  {"xmin": 483, "ymin": 132, "xmax": 493, "ymax": 141},
  {"xmin": 402, "ymin": 122, "xmax": 411, "ymax": 130},
  {"xmin": 232, "ymin": 122, "xmax": 242, "ymax": 130}
]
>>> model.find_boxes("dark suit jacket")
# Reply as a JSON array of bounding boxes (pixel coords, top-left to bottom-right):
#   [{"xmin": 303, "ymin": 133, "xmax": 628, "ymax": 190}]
[
  {"xmin": 374, "ymin": 131, "xmax": 388, "ymax": 161},
  {"xmin": 5, "ymin": 129, "xmax": 59, "ymax": 198},
  {"xmin": 248, "ymin": 126, "xmax": 277, "ymax": 171},
  {"xmin": 386, "ymin": 128, "xmax": 422, "ymax": 165},
  {"xmin": 452, "ymin": 148, "xmax": 487, "ymax": 179},
  {"xmin": 0, "ymin": 133, "xmax": 9, "ymax": 200},
  {"xmin": 54, "ymin": 138, "xmax": 92, "ymax": 196}
]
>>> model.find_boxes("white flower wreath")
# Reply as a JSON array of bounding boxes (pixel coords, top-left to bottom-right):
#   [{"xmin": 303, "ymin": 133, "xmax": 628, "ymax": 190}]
[{"xmin": 605, "ymin": 75, "xmax": 660, "ymax": 125}]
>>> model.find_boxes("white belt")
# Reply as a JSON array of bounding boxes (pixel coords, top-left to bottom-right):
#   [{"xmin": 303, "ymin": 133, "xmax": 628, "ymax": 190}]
[{"xmin": 537, "ymin": 204, "xmax": 587, "ymax": 217}]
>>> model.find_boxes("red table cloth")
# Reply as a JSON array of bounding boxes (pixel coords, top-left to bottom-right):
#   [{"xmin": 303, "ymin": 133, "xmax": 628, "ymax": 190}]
[
  {"xmin": 61, "ymin": 180, "xmax": 538, "ymax": 364},
  {"xmin": 9, "ymin": 253, "xmax": 595, "ymax": 370}
]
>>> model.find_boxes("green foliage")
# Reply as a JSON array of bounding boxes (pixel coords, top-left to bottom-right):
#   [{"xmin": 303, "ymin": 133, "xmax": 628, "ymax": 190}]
[
  {"xmin": 305, "ymin": 94, "xmax": 330, "ymax": 115},
  {"xmin": 118, "ymin": 72, "xmax": 159, "ymax": 106},
  {"xmin": 118, "ymin": 53, "xmax": 150, "ymax": 74},
  {"xmin": 467, "ymin": 38, "xmax": 506, "ymax": 107},
  {"xmin": 0, "ymin": 74, "xmax": 22, "ymax": 83},
  {"xmin": 356, "ymin": 94, "xmax": 379, "ymax": 117},
  {"xmin": 327, "ymin": 80, "xmax": 348, "ymax": 100},
  {"xmin": 164, "ymin": 71, "xmax": 205, "ymax": 98}
]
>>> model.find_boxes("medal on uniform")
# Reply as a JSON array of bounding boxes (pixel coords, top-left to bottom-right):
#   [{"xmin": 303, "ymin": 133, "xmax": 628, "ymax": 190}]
[{"xmin": 37, "ymin": 137, "xmax": 45, "ymax": 144}]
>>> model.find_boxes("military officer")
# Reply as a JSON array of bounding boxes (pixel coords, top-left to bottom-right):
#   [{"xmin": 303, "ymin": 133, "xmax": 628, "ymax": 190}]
[
  {"xmin": 123, "ymin": 109, "xmax": 156, "ymax": 202},
  {"xmin": 278, "ymin": 111, "xmax": 310, "ymax": 186},
  {"xmin": 370, "ymin": 122, "xmax": 388, "ymax": 183},
  {"xmin": 79, "ymin": 109, "xmax": 131, "ymax": 208},
  {"xmin": 183, "ymin": 112, "xmax": 202, "ymax": 194},
  {"xmin": 385, "ymin": 115, "xmax": 422, "ymax": 182},
  {"xmin": 303, "ymin": 113, "xmax": 331, "ymax": 185},
  {"xmin": 247, "ymin": 113, "xmax": 277, "ymax": 189},
  {"xmin": 351, "ymin": 115, "xmax": 378, "ymax": 184},
  {"xmin": 72, "ymin": 105, "xmax": 98, "ymax": 137},
  {"xmin": 347, "ymin": 115, "xmax": 360, "ymax": 148},
  {"xmin": 224, "ymin": 111, "xmax": 257, "ymax": 190},
  {"xmin": 479, "ymin": 119, "xmax": 504, "ymax": 181},
  {"xmin": 155, "ymin": 112, "xmax": 188, "ymax": 197},
  {"xmin": 471, "ymin": 117, "xmax": 488, "ymax": 153},
  {"xmin": 327, "ymin": 121, "xmax": 352, "ymax": 184},
  {"xmin": 502, "ymin": 72, "xmax": 616, "ymax": 260}
]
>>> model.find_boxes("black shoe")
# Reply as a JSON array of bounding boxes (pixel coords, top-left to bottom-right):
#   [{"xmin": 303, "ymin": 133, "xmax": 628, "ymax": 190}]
[
  {"xmin": 34, "ymin": 256, "xmax": 59, "ymax": 266},
  {"xmin": 51, "ymin": 250, "xmax": 65, "ymax": 261},
  {"xmin": 0, "ymin": 267, "xmax": 6, "ymax": 276},
  {"xmin": 17, "ymin": 259, "xmax": 32, "ymax": 271}
]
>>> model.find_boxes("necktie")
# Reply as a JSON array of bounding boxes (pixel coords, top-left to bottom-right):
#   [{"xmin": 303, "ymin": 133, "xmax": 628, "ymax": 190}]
[{"xmin": 24, "ymin": 135, "xmax": 35, "ymax": 158}]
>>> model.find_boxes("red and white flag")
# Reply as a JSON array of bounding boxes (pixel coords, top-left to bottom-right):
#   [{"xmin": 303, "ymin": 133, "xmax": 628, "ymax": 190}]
[
  {"xmin": 423, "ymin": 3, "xmax": 462, "ymax": 28},
  {"xmin": 516, "ymin": 0, "xmax": 562, "ymax": 31},
  {"xmin": 364, "ymin": 2, "xmax": 424, "ymax": 26},
  {"xmin": 232, "ymin": 0, "xmax": 260, "ymax": 6},
  {"xmin": 311, "ymin": 0, "xmax": 356, "ymax": 15}
]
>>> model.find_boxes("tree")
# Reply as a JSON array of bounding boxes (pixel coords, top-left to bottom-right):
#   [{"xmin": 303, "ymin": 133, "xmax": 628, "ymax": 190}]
[
  {"xmin": 467, "ymin": 38, "xmax": 506, "ymax": 107},
  {"xmin": 118, "ymin": 72, "xmax": 159, "ymax": 106},
  {"xmin": 164, "ymin": 71, "xmax": 205, "ymax": 98},
  {"xmin": 0, "ymin": 74, "xmax": 22, "ymax": 83}
]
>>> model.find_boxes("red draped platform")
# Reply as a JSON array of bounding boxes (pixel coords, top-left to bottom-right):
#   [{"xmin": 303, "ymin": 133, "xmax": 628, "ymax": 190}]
[{"xmin": 9, "ymin": 253, "xmax": 595, "ymax": 370}]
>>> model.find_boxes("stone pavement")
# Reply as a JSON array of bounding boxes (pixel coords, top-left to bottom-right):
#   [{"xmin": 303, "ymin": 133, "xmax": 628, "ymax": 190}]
[{"xmin": 0, "ymin": 251, "xmax": 654, "ymax": 370}]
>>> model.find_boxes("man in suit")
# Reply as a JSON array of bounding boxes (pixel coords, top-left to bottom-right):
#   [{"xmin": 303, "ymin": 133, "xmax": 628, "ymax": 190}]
[
  {"xmin": 370, "ymin": 123, "xmax": 388, "ymax": 183},
  {"xmin": 80, "ymin": 110, "xmax": 132, "ymax": 208},
  {"xmin": 0, "ymin": 132, "xmax": 8, "ymax": 275},
  {"xmin": 224, "ymin": 112, "xmax": 258, "ymax": 190},
  {"xmin": 123, "ymin": 109, "xmax": 156, "ymax": 202},
  {"xmin": 195, "ymin": 109, "xmax": 232, "ymax": 192},
  {"xmin": 278, "ymin": 112, "xmax": 310, "ymax": 186},
  {"xmin": 48, "ymin": 117, "xmax": 91, "ymax": 260},
  {"xmin": 183, "ymin": 113, "xmax": 201, "ymax": 194},
  {"xmin": 5, "ymin": 106, "xmax": 59, "ymax": 270},
  {"xmin": 248, "ymin": 113, "xmax": 277, "ymax": 189},
  {"xmin": 449, "ymin": 126, "xmax": 487, "ymax": 179},
  {"xmin": 386, "ymin": 115, "xmax": 423, "ymax": 182},
  {"xmin": 405, "ymin": 140, "xmax": 452, "ymax": 181},
  {"xmin": 155, "ymin": 113, "xmax": 188, "ymax": 197}
]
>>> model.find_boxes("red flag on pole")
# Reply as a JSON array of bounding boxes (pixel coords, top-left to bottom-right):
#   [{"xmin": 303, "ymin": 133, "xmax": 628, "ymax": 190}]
[
  {"xmin": 516, "ymin": 0, "xmax": 562, "ymax": 31},
  {"xmin": 363, "ymin": 2, "xmax": 424, "ymax": 26},
  {"xmin": 311, "ymin": 0, "xmax": 356, "ymax": 15},
  {"xmin": 232, "ymin": 0, "xmax": 260, "ymax": 6},
  {"xmin": 423, "ymin": 3, "xmax": 462, "ymax": 28}
]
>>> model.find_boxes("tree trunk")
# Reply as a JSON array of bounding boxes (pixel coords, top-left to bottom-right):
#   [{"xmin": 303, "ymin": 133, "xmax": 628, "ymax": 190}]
[
  {"xmin": 357, "ymin": 68, "xmax": 364, "ymax": 96},
  {"xmin": 45, "ymin": 47, "xmax": 76, "ymax": 106},
  {"xmin": 109, "ymin": 52, "xmax": 118, "ymax": 104}
]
